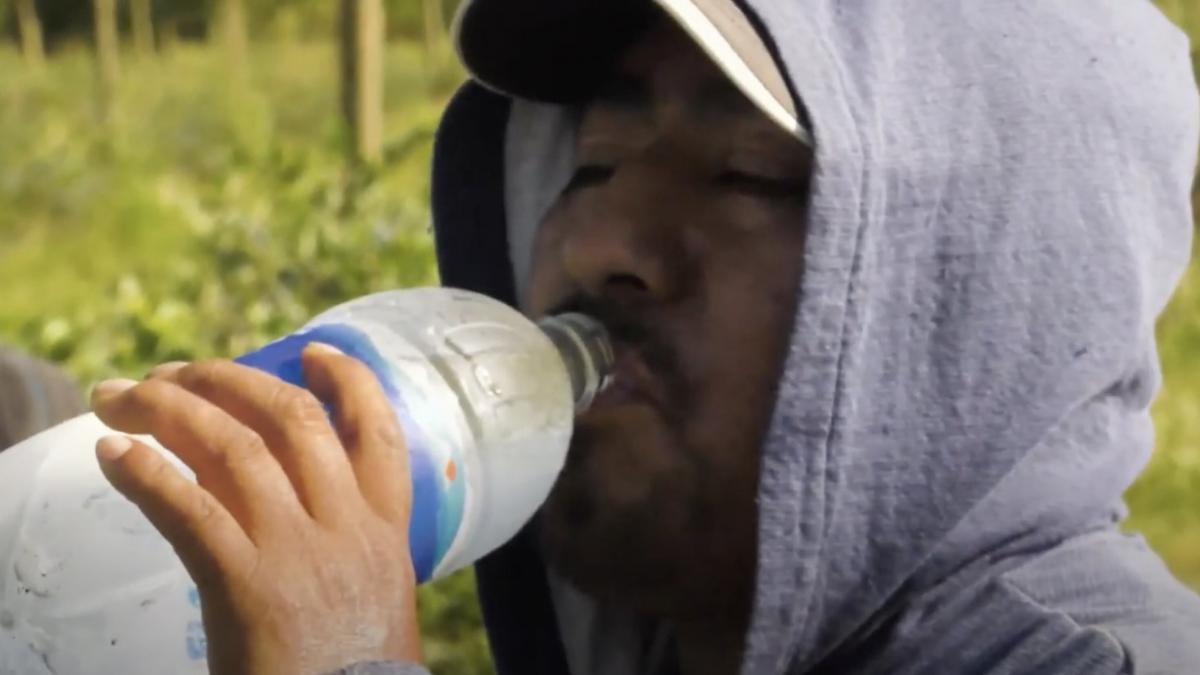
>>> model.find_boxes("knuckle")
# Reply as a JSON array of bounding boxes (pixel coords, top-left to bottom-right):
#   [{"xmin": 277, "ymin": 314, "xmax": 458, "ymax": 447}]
[
  {"xmin": 369, "ymin": 417, "xmax": 405, "ymax": 451},
  {"xmin": 192, "ymin": 547, "xmax": 247, "ymax": 594},
  {"xmin": 124, "ymin": 379, "xmax": 173, "ymax": 418},
  {"xmin": 271, "ymin": 385, "xmax": 327, "ymax": 427},
  {"xmin": 189, "ymin": 491, "xmax": 221, "ymax": 529},
  {"xmin": 211, "ymin": 429, "xmax": 269, "ymax": 471},
  {"xmin": 176, "ymin": 358, "xmax": 227, "ymax": 393},
  {"xmin": 141, "ymin": 450, "xmax": 171, "ymax": 480},
  {"xmin": 346, "ymin": 416, "xmax": 405, "ymax": 453}
]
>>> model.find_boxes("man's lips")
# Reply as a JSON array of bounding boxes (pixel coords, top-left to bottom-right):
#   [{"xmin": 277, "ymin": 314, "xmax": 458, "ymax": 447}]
[{"xmin": 586, "ymin": 347, "xmax": 664, "ymax": 413}]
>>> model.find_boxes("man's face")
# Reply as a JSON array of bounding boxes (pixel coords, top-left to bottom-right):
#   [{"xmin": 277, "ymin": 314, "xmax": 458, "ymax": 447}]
[{"xmin": 526, "ymin": 20, "xmax": 811, "ymax": 621}]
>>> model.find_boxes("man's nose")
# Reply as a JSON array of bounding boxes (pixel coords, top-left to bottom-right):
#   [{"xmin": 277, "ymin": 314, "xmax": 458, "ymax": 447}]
[{"xmin": 559, "ymin": 166, "xmax": 691, "ymax": 306}]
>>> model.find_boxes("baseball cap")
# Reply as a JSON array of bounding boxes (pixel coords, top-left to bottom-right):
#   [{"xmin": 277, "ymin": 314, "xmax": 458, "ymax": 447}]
[{"xmin": 452, "ymin": 0, "xmax": 811, "ymax": 145}]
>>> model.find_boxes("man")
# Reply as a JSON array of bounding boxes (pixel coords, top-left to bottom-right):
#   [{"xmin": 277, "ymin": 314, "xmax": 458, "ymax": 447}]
[{"xmin": 87, "ymin": 0, "xmax": 1200, "ymax": 673}]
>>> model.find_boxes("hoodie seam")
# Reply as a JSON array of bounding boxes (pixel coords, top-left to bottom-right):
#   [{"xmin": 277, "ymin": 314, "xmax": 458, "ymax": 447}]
[{"xmin": 787, "ymin": 14, "xmax": 877, "ymax": 674}]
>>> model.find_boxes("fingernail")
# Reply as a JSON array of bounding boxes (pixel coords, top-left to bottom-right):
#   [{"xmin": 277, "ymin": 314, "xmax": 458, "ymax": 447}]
[
  {"xmin": 91, "ymin": 378, "xmax": 138, "ymax": 401},
  {"xmin": 307, "ymin": 342, "xmax": 343, "ymax": 355},
  {"xmin": 147, "ymin": 361, "xmax": 189, "ymax": 379},
  {"xmin": 96, "ymin": 435, "xmax": 133, "ymax": 462}
]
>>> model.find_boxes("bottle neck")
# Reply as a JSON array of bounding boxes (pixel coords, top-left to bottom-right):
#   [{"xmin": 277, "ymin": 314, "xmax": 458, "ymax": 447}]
[{"xmin": 537, "ymin": 313, "xmax": 614, "ymax": 414}]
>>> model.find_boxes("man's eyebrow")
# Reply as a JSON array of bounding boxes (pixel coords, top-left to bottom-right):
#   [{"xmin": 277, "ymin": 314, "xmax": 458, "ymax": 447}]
[
  {"xmin": 694, "ymin": 78, "xmax": 758, "ymax": 119},
  {"xmin": 588, "ymin": 72, "xmax": 649, "ymax": 112},
  {"xmin": 588, "ymin": 71, "xmax": 757, "ymax": 122}
]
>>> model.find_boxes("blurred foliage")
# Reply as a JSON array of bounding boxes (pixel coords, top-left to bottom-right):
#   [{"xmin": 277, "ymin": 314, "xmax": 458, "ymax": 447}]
[
  {"xmin": 0, "ymin": 39, "xmax": 492, "ymax": 674},
  {"xmin": 0, "ymin": 3, "xmax": 1198, "ymax": 674},
  {"xmin": 0, "ymin": 40, "xmax": 460, "ymax": 379},
  {"xmin": 1, "ymin": 0, "xmax": 464, "ymax": 44}
]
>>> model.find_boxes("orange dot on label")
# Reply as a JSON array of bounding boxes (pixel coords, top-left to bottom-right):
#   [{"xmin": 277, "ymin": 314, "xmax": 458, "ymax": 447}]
[{"xmin": 445, "ymin": 460, "xmax": 456, "ymax": 482}]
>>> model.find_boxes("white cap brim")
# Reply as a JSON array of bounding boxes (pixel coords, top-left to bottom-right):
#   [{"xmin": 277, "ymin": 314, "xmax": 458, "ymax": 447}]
[{"xmin": 452, "ymin": 0, "xmax": 811, "ymax": 145}]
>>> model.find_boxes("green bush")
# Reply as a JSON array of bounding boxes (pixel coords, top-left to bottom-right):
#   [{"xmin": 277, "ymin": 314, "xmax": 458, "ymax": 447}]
[{"xmin": 0, "ymin": 41, "xmax": 494, "ymax": 674}]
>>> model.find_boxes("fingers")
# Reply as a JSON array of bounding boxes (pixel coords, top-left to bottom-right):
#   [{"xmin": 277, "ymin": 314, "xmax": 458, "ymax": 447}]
[
  {"xmin": 147, "ymin": 358, "xmax": 360, "ymax": 523},
  {"xmin": 302, "ymin": 343, "xmax": 412, "ymax": 525},
  {"xmin": 96, "ymin": 434, "xmax": 256, "ymax": 585},
  {"xmin": 91, "ymin": 377, "xmax": 302, "ymax": 539},
  {"xmin": 146, "ymin": 361, "xmax": 188, "ymax": 379}
]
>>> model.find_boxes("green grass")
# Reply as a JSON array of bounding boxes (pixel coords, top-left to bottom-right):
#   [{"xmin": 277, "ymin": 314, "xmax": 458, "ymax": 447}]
[{"xmin": 0, "ymin": 10, "xmax": 1198, "ymax": 671}]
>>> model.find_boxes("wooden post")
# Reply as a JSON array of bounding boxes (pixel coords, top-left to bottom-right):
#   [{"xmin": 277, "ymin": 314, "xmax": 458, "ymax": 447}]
[
  {"xmin": 93, "ymin": 0, "xmax": 121, "ymax": 98},
  {"xmin": 218, "ymin": 0, "xmax": 249, "ymax": 74},
  {"xmin": 1178, "ymin": 0, "xmax": 1196, "ymax": 38},
  {"xmin": 14, "ymin": 0, "xmax": 46, "ymax": 68},
  {"xmin": 340, "ymin": 0, "xmax": 385, "ymax": 164},
  {"xmin": 422, "ymin": 0, "xmax": 445, "ymax": 58},
  {"xmin": 1161, "ymin": 0, "xmax": 1191, "ymax": 32},
  {"xmin": 159, "ymin": 17, "xmax": 180, "ymax": 53},
  {"xmin": 130, "ymin": 0, "xmax": 155, "ymax": 58}
]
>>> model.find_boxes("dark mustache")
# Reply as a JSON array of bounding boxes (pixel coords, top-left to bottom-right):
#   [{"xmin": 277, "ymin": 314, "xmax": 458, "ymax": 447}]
[{"xmin": 546, "ymin": 295, "xmax": 681, "ymax": 387}]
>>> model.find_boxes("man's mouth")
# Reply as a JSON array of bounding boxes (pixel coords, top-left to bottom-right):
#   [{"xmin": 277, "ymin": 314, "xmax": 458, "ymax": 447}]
[
  {"xmin": 586, "ymin": 346, "xmax": 663, "ymax": 413},
  {"xmin": 542, "ymin": 297, "xmax": 678, "ymax": 416}
]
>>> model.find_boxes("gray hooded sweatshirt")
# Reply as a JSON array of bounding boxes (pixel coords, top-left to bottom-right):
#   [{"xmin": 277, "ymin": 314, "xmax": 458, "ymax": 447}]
[{"xmin": 335, "ymin": 1, "xmax": 1200, "ymax": 673}]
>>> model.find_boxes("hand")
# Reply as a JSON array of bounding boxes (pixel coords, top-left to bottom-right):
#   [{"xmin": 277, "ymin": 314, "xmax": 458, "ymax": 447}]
[{"xmin": 90, "ymin": 344, "xmax": 423, "ymax": 675}]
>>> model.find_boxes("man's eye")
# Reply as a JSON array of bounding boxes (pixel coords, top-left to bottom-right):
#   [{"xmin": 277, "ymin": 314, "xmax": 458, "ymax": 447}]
[
  {"xmin": 563, "ymin": 165, "xmax": 616, "ymax": 194},
  {"xmin": 716, "ymin": 171, "xmax": 805, "ymax": 199}
]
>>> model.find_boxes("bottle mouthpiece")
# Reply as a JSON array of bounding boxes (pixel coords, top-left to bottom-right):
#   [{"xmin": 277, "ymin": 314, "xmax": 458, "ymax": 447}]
[{"xmin": 537, "ymin": 313, "xmax": 614, "ymax": 414}]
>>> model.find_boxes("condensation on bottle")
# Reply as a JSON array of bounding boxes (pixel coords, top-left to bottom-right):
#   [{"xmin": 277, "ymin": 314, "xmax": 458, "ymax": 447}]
[{"xmin": 0, "ymin": 287, "xmax": 612, "ymax": 675}]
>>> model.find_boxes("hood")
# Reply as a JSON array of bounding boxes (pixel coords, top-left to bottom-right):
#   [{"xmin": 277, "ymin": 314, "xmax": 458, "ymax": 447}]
[
  {"xmin": 0, "ymin": 348, "xmax": 86, "ymax": 449},
  {"xmin": 431, "ymin": 1, "xmax": 1200, "ymax": 673}
]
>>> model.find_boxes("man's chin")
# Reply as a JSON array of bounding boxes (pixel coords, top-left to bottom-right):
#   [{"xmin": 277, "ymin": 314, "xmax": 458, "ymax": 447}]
[
  {"xmin": 533, "ymin": 401, "xmax": 689, "ymax": 601},
  {"xmin": 534, "ymin": 508, "xmax": 682, "ymax": 611},
  {"xmin": 535, "ymin": 474, "xmax": 685, "ymax": 610}
]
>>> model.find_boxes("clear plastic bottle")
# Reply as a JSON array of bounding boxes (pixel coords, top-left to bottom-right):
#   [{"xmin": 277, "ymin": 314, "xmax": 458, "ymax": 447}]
[{"xmin": 0, "ymin": 287, "xmax": 612, "ymax": 675}]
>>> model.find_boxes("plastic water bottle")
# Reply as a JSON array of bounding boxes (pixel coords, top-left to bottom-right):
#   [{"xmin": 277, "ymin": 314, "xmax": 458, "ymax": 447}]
[{"xmin": 0, "ymin": 287, "xmax": 613, "ymax": 675}]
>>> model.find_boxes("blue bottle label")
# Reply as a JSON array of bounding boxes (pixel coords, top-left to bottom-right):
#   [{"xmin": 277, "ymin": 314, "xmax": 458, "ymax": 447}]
[{"xmin": 234, "ymin": 322, "xmax": 466, "ymax": 582}]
